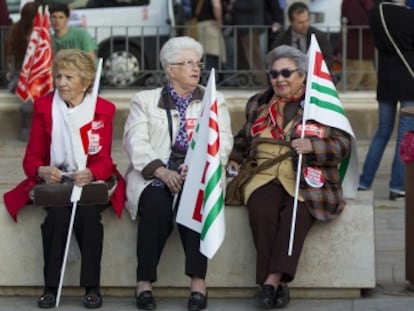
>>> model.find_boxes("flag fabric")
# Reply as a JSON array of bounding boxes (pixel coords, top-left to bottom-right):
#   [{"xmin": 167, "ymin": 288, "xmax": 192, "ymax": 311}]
[
  {"xmin": 15, "ymin": 6, "xmax": 53, "ymax": 103},
  {"xmin": 304, "ymin": 34, "xmax": 358, "ymax": 198},
  {"xmin": 176, "ymin": 69, "xmax": 226, "ymax": 259}
]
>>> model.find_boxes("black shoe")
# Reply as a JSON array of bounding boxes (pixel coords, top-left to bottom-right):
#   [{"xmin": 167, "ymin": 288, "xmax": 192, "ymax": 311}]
[
  {"xmin": 187, "ymin": 291, "xmax": 207, "ymax": 311},
  {"xmin": 136, "ymin": 290, "xmax": 156, "ymax": 310},
  {"xmin": 254, "ymin": 284, "xmax": 275, "ymax": 309},
  {"xmin": 274, "ymin": 284, "xmax": 290, "ymax": 308},
  {"xmin": 37, "ymin": 288, "xmax": 56, "ymax": 309},
  {"xmin": 83, "ymin": 288, "xmax": 103, "ymax": 309},
  {"xmin": 389, "ymin": 190, "xmax": 405, "ymax": 201}
]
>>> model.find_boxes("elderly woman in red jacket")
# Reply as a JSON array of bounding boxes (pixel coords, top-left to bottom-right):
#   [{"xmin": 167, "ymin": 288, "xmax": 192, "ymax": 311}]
[{"xmin": 3, "ymin": 49, "xmax": 125, "ymax": 309}]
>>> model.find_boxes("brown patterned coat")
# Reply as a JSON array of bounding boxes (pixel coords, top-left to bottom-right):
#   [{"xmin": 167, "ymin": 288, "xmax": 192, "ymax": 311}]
[{"xmin": 229, "ymin": 88, "xmax": 352, "ymax": 221}]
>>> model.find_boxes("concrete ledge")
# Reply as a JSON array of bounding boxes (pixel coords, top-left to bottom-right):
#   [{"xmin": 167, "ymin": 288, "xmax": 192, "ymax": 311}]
[
  {"xmin": 0, "ymin": 90, "xmax": 379, "ymax": 140},
  {"xmin": 0, "ymin": 90, "xmax": 376, "ymax": 298},
  {"xmin": 0, "ymin": 191, "xmax": 375, "ymax": 298}
]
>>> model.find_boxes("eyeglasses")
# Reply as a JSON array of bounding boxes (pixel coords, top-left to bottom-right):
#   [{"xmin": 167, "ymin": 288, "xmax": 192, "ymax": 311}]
[
  {"xmin": 169, "ymin": 60, "xmax": 204, "ymax": 69},
  {"xmin": 267, "ymin": 68, "xmax": 299, "ymax": 79}
]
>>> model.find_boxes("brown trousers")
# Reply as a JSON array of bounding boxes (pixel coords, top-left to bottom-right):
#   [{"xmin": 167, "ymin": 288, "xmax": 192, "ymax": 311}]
[{"xmin": 247, "ymin": 181, "xmax": 315, "ymax": 284}]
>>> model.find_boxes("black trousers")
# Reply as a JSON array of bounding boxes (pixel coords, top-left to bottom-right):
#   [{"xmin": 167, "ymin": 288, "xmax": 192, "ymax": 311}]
[
  {"xmin": 41, "ymin": 204, "xmax": 106, "ymax": 289},
  {"xmin": 136, "ymin": 185, "xmax": 207, "ymax": 282},
  {"xmin": 247, "ymin": 181, "xmax": 315, "ymax": 284}
]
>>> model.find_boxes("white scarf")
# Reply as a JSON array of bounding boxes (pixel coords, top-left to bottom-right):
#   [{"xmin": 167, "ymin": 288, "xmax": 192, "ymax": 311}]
[{"xmin": 50, "ymin": 91, "xmax": 78, "ymax": 172}]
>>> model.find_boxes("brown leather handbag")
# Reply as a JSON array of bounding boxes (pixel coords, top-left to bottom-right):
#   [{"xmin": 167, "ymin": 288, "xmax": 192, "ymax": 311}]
[
  {"xmin": 33, "ymin": 175, "xmax": 117, "ymax": 207},
  {"xmin": 225, "ymin": 151, "xmax": 292, "ymax": 206}
]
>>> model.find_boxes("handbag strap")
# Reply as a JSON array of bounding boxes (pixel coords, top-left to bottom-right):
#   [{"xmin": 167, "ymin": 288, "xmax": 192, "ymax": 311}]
[
  {"xmin": 194, "ymin": 0, "xmax": 204, "ymax": 18},
  {"xmin": 161, "ymin": 88, "xmax": 174, "ymax": 145},
  {"xmin": 251, "ymin": 137, "xmax": 292, "ymax": 149},
  {"xmin": 379, "ymin": 3, "xmax": 414, "ymax": 78},
  {"xmin": 248, "ymin": 150, "xmax": 293, "ymax": 176}
]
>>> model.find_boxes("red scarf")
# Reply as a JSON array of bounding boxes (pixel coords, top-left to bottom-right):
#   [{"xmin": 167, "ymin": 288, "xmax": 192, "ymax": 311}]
[{"xmin": 251, "ymin": 90, "xmax": 305, "ymax": 139}]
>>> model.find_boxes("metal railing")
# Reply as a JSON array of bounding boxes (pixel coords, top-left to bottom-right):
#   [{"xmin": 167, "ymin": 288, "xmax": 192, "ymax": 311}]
[{"xmin": 0, "ymin": 23, "xmax": 377, "ymax": 91}]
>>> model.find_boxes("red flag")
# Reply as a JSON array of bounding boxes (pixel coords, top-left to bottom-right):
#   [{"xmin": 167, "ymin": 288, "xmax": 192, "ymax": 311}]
[{"xmin": 15, "ymin": 6, "xmax": 53, "ymax": 103}]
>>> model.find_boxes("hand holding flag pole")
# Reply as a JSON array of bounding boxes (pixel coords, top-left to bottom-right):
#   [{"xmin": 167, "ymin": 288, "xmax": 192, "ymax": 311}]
[{"xmin": 55, "ymin": 58, "xmax": 103, "ymax": 307}]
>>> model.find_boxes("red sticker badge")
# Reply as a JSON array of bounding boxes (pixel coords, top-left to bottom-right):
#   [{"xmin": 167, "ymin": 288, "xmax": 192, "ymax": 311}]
[
  {"xmin": 186, "ymin": 117, "xmax": 197, "ymax": 141},
  {"xmin": 88, "ymin": 132, "xmax": 102, "ymax": 155},
  {"xmin": 304, "ymin": 166, "xmax": 325, "ymax": 188},
  {"xmin": 296, "ymin": 123, "xmax": 325, "ymax": 138}
]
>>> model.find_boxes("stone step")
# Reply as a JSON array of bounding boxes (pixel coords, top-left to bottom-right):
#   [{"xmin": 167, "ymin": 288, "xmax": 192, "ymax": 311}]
[{"xmin": 0, "ymin": 90, "xmax": 381, "ymax": 141}]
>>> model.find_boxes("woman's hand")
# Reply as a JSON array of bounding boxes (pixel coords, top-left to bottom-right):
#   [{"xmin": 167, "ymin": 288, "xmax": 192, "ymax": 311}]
[
  {"xmin": 179, "ymin": 164, "xmax": 189, "ymax": 180},
  {"xmin": 291, "ymin": 138, "xmax": 313, "ymax": 154},
  {"xmin": 154, "ymin": 166, "xmax": 184, "ymax": 193},
  {"xmin": 37, "ymin": 166, "xmax": 63, "ymax": 184},
  {"xmin": 225, "ymin": 160, "xmax": 240, "ymax": 177},
  {"xmin": 73, "ymin": 168, "xmax": 94, "ymax": 187}
]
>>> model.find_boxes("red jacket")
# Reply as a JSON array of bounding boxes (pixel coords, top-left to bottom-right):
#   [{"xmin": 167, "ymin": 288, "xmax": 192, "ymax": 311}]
[{"xmin": 3, "ymin": 92, "xmax": 126, "ymax": 221}]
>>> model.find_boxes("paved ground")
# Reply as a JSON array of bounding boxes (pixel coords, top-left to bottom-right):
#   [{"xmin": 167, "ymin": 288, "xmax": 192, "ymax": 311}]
[{"xmin": 0, "ymin": 138, "xmax": 413, "ymax": 310}]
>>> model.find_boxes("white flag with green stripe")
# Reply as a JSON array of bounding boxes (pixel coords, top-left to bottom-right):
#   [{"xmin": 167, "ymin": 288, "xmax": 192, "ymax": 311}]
[
  {"xmin": 305, "ymin": 34, "xmax": 358, "ymax": 198},
  {"xmin": 176, "ymin": 69, "xmax": 225, "ymax": 259}
]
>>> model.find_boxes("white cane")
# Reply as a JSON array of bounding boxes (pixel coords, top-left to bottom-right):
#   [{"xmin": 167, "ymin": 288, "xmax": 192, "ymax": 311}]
[{"xmin": 56, "ymin": 186, "xmax": 82, "ymax": 307}]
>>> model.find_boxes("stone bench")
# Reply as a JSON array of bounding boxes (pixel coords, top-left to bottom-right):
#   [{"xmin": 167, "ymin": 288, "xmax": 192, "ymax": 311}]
[
  {"xmin": 0, "ymin": 190, "xmax": 375, "ymax": 298},
  {"xmin": 0, "ymin": 89, "xmax": 380, "ymax": 141},
  {"xmin": 0, "ymin": 89, "xmax": 376, "ymax": 298}
]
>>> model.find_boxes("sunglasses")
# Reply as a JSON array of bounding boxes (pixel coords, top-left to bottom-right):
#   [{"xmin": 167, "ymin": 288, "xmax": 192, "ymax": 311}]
[{"xmin": 267, "ymin": 68, "xmax": 299, "ymax": 79}]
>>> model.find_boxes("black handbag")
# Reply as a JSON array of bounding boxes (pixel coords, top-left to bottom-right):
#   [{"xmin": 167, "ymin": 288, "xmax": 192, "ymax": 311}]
[{"xmin": 33, "ymin": 175, "xmax": 117, "ymax": 207}]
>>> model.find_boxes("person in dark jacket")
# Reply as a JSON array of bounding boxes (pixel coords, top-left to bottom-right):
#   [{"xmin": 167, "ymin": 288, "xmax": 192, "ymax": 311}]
[
  {"xmin": 264, "ymin": 0, "xmax": 284, "ymax": 51},
  {"xmin": 270, "ymin": 1, "xmax": 333, "ymax": 70},
  {"xmin": 359, "ymin": 0, "xmax": 414, "ymax": 200}
]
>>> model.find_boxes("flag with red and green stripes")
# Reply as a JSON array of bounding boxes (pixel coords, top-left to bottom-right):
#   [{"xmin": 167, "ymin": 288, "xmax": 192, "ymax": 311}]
[
  {"xmin": 304, "ymin": 34, "xmax": 358, "ymax": 198},
  {"xmin": 176, "ymin": 69, "xmax": 225, "ymax": 259}
]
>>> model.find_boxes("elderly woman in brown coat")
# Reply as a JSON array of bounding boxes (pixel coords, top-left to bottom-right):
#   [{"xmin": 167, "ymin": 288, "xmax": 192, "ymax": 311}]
[{"xmin": 226, "ymin": 45, "xmax": 352, "ymax": 309}]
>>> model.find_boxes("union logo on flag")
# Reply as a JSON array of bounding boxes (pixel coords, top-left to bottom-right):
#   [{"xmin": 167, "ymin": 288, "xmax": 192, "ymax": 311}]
[{"xmin": 15, "ymin": 6, "xmax": 53, "ymax": 103}]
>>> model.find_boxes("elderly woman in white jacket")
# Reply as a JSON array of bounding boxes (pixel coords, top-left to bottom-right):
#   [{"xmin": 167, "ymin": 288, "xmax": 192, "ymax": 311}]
[{"xmin": 123, "ymin": 36, "xmax": 233, "ymax": 311}]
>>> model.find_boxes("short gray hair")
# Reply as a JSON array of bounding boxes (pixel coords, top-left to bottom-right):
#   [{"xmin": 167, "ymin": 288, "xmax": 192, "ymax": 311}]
[
  {"xmin": 265, "ymin": 45, "xmax": 308, "ymax": 75},
  {"xmin": 159, "ymin": 36, "xmax": 204, "ymax": 69}
]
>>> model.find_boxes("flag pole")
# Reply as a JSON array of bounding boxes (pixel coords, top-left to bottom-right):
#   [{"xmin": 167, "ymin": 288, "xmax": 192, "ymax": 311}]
[
  {"xmin": 55, "ymin": 59, "xmax": 103, "ymax": 307},
  {"xmin": 288, "ymin": 37, "xmax": 316, "ymax": 256}
]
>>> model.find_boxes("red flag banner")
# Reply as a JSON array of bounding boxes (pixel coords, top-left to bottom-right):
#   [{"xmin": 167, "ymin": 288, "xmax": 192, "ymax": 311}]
[{"xmin": 15, "ymin": 6, "xmax": 53, "ymax": 103}]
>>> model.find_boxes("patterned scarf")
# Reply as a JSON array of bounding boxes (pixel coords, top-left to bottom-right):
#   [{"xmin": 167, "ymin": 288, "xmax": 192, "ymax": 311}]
[
  {"xmin": 168, "ymin": 83, "xmax": 193, "ymax": 153},
  {"xmin": 251, "ymin": 90, "xmax": 305, "ymax": 139},
  {"xmin": 152, "ymin": 84, "xmax": 194, "ymax": 190}
]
